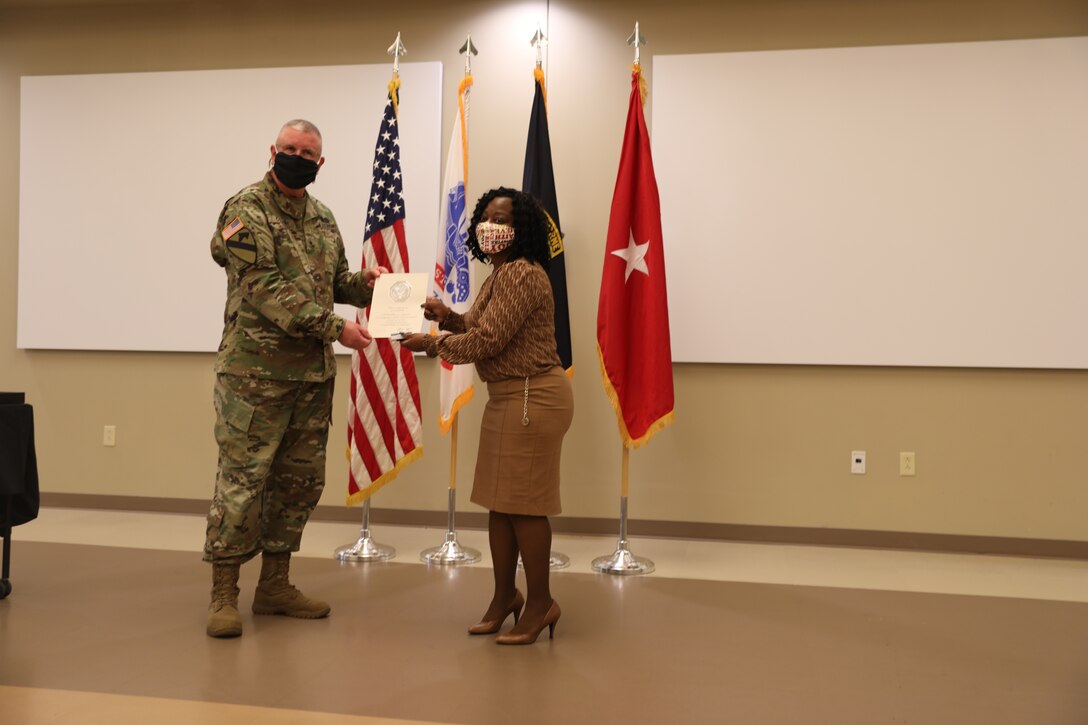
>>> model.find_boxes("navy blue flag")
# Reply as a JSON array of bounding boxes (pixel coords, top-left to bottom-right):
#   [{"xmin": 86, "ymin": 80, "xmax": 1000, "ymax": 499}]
[{"xmin": 522, "ymin": 67, "xmax": 573, "ymax": 373}]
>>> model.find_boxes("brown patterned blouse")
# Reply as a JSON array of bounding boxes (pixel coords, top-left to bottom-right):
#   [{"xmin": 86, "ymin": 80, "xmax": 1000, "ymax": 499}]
[{"xmin": 421, "ymin": 258, "xmax": 561, "ymax": 382}]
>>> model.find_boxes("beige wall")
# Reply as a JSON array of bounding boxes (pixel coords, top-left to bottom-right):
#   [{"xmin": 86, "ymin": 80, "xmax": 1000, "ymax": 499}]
[{"xmin": 2, "ymin": 0, "xmax": 1087, "ymax": 540}]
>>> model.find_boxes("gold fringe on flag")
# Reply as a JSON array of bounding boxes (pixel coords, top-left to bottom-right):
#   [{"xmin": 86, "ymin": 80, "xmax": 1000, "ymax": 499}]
[
  {"xmin": 597, "ymin": 343, "xmax": 675, "ymax": 449},
  {"xmin": 458, "ymin": 73, "xmax": 473, "ymax": 185},
  {"xmin": 533, "ymin": 66, "xmax": 547, "ymax": 109},
  {"xmin": 388, "ymin": 76, "xmax": 401, "ymax": 118},
  {"xmin": 632, "ymin": 63, "xmax": 648, "ymax": 107},
  {"xmin": 437, "ymin": 386, "xmax": 475, "ymax": 436},
  {"xmin": 346, "ymin": 445, "xmax": 424, "ymax": 506}
]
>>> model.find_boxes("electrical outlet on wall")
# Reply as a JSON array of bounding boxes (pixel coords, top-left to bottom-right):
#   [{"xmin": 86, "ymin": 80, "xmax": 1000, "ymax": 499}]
[
  {"xmin": 900, "ymin": 451, "xmax": 916, "ymax": 476},
  {"xmin": 851, "ymin": 450, "xmax": 866, "ymax": 474}
]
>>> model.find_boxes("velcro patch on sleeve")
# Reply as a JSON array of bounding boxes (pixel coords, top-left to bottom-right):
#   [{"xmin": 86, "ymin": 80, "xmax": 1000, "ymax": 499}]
[
  {"xmin": 222, "ymin": 216, "xmax": 245, "ymax": 241},
  {"xmin": 226, "ymin": 230, "xmax": 257, "ymax": 265}
]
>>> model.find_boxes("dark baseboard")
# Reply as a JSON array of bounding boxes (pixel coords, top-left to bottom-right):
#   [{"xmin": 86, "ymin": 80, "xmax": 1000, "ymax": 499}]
[{"xmin": 39, "ymin": 492, "xmax": 1088, "ymax": 560}]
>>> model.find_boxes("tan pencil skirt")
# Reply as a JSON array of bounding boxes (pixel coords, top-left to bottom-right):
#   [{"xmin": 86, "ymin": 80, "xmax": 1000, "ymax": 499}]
[{"xmin": 470, "ymin": 366, "xmax": 574, "ymax": 516}]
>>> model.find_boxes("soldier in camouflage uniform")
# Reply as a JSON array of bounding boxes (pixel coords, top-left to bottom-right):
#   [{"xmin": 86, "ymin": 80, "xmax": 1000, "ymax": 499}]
[{"xmin": 204, "ymin": 119, "xmax": 384, "ymax": 638}]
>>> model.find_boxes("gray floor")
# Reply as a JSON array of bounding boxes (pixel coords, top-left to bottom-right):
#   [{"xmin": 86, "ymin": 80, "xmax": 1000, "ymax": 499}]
[{"xmin": 4, "ymin": 540, "xmax": 1088, "ymax": 724}]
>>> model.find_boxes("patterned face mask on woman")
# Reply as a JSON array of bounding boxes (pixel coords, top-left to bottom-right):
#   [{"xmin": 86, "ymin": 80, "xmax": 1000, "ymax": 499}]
[{"xmin": 476, "ymin": 221, "xmax": 515, "ymax": 254}]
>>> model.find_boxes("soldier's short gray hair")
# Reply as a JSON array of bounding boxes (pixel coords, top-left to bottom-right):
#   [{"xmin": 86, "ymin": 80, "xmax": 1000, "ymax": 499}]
[{"xmin": 277, "ymin": 119, "xmax": 322, "ymax": 141}]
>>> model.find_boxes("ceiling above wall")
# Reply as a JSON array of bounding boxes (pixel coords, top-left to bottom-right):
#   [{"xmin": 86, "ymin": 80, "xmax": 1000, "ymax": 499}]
[{"xmin": 0, "ymin": 0, "xmax": 205, "ymax": 7}]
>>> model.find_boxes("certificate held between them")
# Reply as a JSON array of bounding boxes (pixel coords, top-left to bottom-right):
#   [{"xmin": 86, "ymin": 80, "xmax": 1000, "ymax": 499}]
[{"xmin": 367, "ymin": 273, "xmax": 429, "ymax": 339}]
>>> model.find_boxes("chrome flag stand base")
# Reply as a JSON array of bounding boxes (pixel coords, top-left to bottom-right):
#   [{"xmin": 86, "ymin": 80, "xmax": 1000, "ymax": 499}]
[
  {"xmin": 421, "ymin": 489, "xmax": 480, "ymax": 565},
  {"xmin": 591, "ymin": 539, "xmax": 654, "ymax": 575},
  {"xmin": 517, "ymin": 551, "xmax": 571, "ymax": 570},
  {"xmin": 592, "ymin": 496, "xmax": 654, "ymax": 575},
  {"xmin": 548, "ymin": 551, "xmax": 571, "ymax": 569},
  {"xmin": 336, "ymin": 499, "xmax": 395, "ymax": 562},
  {"xmin": 421, "ymin": 531, "xmax": 481, "ymax": 565}
]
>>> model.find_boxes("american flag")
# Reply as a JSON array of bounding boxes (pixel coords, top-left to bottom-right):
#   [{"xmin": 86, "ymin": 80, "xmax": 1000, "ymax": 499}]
[{"xmin": 346, "ymin": 84, "xmax": 424, "ymax": 505}]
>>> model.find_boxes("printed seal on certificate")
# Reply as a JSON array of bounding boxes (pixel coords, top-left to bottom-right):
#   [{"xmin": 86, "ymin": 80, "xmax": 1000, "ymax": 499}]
[{"xmin": 389, "ymin": 280, "xmax": 413, "ymax": 303}]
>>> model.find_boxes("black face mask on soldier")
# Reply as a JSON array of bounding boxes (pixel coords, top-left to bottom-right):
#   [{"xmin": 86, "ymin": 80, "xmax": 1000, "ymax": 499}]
[{"xmin": 272, "ymin": 152, "xmax": 319, "ymax": 189}]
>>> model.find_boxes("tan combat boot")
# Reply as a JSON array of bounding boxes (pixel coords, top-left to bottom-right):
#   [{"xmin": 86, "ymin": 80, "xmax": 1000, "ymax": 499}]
[
  {"xmin": 207, "ymin": 562, "xmax": 242, "ymax": 638},
  {"xmin": 252, "ymin": 551, "xmax": 331, "ymax": 619}
]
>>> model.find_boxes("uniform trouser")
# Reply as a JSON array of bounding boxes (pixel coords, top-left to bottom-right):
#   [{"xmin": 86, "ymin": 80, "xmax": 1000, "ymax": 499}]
[{"xmin": 203, "ymin": 373, "xmax": 334, "ymax": 565}]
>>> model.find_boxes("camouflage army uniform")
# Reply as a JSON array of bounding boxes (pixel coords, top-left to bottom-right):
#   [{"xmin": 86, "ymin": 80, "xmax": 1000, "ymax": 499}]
[{"xmin": 204, "ymin": 172, "xmax": 373, "ymax": 565}]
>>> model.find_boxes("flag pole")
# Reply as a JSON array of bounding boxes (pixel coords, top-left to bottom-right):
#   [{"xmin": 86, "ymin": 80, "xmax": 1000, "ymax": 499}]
[
  {"xmin": 336, "ymin": 497, "xmax": 396, "ymax": 562},
  {"xmin": 592, "ymin": 23, "xmax": 656, "ymax": 576},
  {"xmin": 421, "ymin": 414, "xmax": 481, "ymax": 564},
  {"xmin": 421, "ymin": 35, "xmax": 481, "ymax": 566},
  {"xmin": 523, "ymin": 21, "xmax": 571, "ymax": 571},
  {"xmin": 592, "ymin": 444, "xmax": 655, "ymax": 574}
]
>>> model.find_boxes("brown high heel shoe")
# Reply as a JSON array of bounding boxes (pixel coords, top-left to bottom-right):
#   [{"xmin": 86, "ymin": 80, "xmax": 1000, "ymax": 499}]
[
  {"xmin": 467, "ymin": 590, "xmax": 525, "ymax": 635},
  {"xmin": 495, "ymin": 600, "xmax": 561, "ymax": 645}
]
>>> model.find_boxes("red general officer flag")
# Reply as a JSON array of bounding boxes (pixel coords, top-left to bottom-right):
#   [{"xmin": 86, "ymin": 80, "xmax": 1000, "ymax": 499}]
[{"xmin": 597, "ymin": 66, "xmax": 675, "ymax": 448}]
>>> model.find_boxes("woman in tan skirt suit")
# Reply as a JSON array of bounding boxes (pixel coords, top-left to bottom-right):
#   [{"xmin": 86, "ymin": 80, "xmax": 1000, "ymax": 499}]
[{"xmin": 402, "ymin": 188, "xmax": 573, "ymax": 645}]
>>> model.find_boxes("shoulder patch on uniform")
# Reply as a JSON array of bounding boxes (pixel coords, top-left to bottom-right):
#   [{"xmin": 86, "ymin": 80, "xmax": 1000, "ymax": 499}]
[
  {"xmin": 222, "ymin": 216, "xmax": 245, "ymax": 241},
  {"xmin": 226, "ymin": 229, "xmax": 257, "ymax": 265}
]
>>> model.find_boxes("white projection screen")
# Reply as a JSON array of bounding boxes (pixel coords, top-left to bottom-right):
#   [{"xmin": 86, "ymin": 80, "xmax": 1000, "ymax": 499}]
[
  {"xmin": 18, "ymin": 62, "xmax": 442, "ymax": 353},
  {"xmin": 653, "ymin": 37, "xmax": 1088, "ymax": 368}
]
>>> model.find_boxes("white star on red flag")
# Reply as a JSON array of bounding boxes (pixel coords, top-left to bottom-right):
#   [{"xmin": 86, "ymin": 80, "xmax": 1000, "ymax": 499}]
[{"xmin": 612, "ymin": 233, "xmax": 650, "ymax": 282}]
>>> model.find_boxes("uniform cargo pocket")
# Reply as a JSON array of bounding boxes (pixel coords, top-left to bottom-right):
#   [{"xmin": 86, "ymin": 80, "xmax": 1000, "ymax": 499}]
[{"xmin": 215, "ymin": 379, "xmax": 256, "ymax": 433}]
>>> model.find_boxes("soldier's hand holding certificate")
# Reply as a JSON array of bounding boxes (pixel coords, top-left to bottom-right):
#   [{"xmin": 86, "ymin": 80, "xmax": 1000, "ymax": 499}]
[{"xmin": 367, "ymin": 273, "xmax": 429, "ymax": 339}]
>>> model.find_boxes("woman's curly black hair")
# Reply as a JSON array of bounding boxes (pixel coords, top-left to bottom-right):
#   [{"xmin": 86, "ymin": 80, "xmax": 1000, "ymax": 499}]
[{"xmin": 465, "ymin": 187, "xmax": 553, "ymax": 270}]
